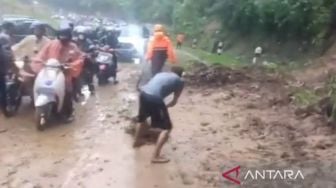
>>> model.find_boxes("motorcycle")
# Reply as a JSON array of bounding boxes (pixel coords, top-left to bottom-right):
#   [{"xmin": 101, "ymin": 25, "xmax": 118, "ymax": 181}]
[
  {"xmin": 33, "ymin": 59, "xmax": 67, "ymax": 131},
  {"xmin": 15, "ymin": 56, "xmax": 36, "ymax": 104},
  {"xmin": 4, "ymin": 69, "xmax": 22, "ymax": 117},
  {"xmin": 95, "ymin": 48, "xmax": 116, "ymax": 85},
  {"xmin": 82, "ymin": 45, "xmax": 98, "ymax": 93}
]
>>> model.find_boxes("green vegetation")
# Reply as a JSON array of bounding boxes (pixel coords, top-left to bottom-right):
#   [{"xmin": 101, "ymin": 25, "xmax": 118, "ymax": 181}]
[
  {"xmin": 184, "ymin": 48, "xmax": 242, "ymax": 67},
  {"xmin": 41, "ymin": 0, "xmax": 336, "ymax": 44},
  {"xmin": 291, "ymin": 75, "xmax": 336, "ymax": 122},
  {"xmin": 38, "ymin": 0, "xmax": 336, "ymax": 63},
  {"xmin": 292, "ymin": 88, "xmax": 320, "ymax": 107},
  {"xmin": 1, "ymin": 0, "xmax": 56, "ymax": 26}
]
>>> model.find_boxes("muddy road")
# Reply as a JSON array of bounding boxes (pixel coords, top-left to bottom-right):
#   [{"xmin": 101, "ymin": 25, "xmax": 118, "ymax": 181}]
[
  {"xmin": 0, "ymin": 64, "xmax": 187, "ymax": 188},
  {"xmin": 1, "ymin": 61, "xmax": 336, "ymax": 188}
]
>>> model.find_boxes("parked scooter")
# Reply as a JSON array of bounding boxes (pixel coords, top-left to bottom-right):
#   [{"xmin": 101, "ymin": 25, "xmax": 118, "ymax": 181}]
[
  {"xmin": 4, "ymin": 55, "xmax": 37, "ymax": 117},
  {"xmin": 33, "ymin": 59, "xmax": 68, "ymax": 131}
]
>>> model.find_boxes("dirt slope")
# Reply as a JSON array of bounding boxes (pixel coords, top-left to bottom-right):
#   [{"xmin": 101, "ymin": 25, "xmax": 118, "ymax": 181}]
[{"xmin": 172, "ymin": 63, "xmax": 336, "ymax": 187}]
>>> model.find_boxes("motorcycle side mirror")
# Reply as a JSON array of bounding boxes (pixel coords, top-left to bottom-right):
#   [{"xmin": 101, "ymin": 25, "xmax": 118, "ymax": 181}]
[
  {"xmin": 15, "ymin": 61, "xmax": 25, "ymax": 69},
  {"xmin": 89, "ymin": 45, "xmax": 96, "ymax": 51}
]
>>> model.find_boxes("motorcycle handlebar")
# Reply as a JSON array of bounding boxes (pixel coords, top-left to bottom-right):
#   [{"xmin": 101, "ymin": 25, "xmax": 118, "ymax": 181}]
[
  {"xmin": 62, "ymin": 64, "xmax": 72, "ymax": 70},
  {"xmin": 97, "ymin": 48, "xmax": 115, "ymax": 53}
]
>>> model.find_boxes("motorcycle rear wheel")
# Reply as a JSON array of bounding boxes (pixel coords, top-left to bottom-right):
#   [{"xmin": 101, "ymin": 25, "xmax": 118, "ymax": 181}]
[
  {"xmin": 97, "ymin": 74, "xmax": 108, "ymax": 85},
  {"xmin": 5, "ymin": 88, "xmax": 22, "ymax": 117}
]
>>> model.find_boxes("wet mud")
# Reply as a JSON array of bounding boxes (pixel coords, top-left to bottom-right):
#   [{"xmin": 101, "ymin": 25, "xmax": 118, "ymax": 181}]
[{"xmin": 1, "ymin": 63, "xmax": 336, "ymax": 188}]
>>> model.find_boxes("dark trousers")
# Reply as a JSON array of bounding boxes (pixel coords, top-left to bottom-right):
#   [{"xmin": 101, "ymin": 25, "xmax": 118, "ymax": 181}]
[
  {"xmin": 151, "ymin": 61, "xmax": 165, "ymax": 77},
  {"xmin": 176, "ymin": 42, "xmax": 182, "ymax": 49},
  {"xmin": 82, "ymin": 70, "xmax": 95, "ymax": 92},
  {"xmin": 0, "ymin": 74, "xmax": 6, "ymax": 114},
  {"xmin": 138, "ymin": 92, "xmax": 172, "ymax": 130},
  {"xmin": 151, "ymin": 49, "xmax": 167, "ymax": 77},
  {"xmin": 73, "ymin": 77, "xmax": 82, "ymax": 94},
  {"xmin": 112, "ymin": 52, "xmax": 118, "ymax": 79},
  {"xmin": 62, "ymin": 91, "xmax": 73, "ymax": 118}
]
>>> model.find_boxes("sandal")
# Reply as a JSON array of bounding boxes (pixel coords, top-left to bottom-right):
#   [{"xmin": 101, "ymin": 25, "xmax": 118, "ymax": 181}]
[{"xmin": 151, "ymin": 156, "xmax": 170, "ymax": 164}]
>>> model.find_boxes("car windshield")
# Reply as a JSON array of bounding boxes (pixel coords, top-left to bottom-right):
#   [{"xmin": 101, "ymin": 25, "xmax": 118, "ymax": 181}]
[{"xmin": 120, "ymin": 25, "xmax": 142, "ymax": 37}]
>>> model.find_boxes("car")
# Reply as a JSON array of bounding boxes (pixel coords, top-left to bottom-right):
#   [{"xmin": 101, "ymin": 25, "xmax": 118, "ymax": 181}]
[
  {"xmin": 13, "ymin": 20, "xmax": 57, "ymax": 43},
  {"xmin": 1, "ymin": 17, "xmax": 57, "ymax": 43},
  {"xmin": 1, "ymin": 16, "xmax": 35, "ymax": 28},
  {"xmin": 52, "ymin": 15, "xmax": 65, "ymax": 20},
  {"xmin": 115, "ymin": 24, "xmax": 150, "ymax": 62},
  {"xmin": 1, "ymin": 14, "xmax": 33, "ymax": 22}
]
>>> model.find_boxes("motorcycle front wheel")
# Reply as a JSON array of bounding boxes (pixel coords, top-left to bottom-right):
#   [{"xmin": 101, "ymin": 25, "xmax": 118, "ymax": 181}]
[{"xmin": 35, "ymin": 103, "xmax": 53, "ymax": 131}]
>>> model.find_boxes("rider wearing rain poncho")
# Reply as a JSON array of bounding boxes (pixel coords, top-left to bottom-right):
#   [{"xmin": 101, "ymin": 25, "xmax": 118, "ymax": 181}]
[{"xmin": 31, "ymin": 27, "xmax": 84, "ymax": 122}]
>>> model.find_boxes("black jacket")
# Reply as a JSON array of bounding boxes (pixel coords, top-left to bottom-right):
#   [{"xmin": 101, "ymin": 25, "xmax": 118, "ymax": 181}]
[
  {"xmin": 76, "ymin": 38, "xmax": 93, "ymax": 53},
  {"xmin": 100, "ymin": 34, "xmax": 119, "ymax": 49},
  {"xmin": 0, "ymin": 33, "xmax": 13, "ymax": 75}
]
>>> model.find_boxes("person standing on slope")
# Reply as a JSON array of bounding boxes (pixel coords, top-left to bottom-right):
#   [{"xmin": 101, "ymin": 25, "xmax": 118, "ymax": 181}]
[{"xmin": 146, "ymin": 24, "xmax": 177, "ymax": 77}]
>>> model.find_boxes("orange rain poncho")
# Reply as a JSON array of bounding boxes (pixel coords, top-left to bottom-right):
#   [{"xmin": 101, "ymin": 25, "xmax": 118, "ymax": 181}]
[
  {"xmin": 31, "ymin": 40, "xmax": 84, "ymax": 80},
  {"xmin": 146, "ymin": 24, "xmax": 177, "ymax": 64},
  {"xmin": 146, "ymin": 31, "xmax": 177, "ymax": 64}
]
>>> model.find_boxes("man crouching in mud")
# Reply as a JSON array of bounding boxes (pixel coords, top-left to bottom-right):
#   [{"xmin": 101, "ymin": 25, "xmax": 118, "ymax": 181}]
[{"xmin": 134, "ymin": 66, "xmax": 184, "ymax": 163}]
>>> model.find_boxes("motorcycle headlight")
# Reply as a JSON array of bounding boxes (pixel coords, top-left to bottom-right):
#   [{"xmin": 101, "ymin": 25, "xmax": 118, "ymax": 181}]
[
  {"xmin": 45, "ymin": 69, "xmax": 57, "ymax": 80},
  {"xmin": 79, "ymin": 34, "xmax": 85, "ymax": 40}
]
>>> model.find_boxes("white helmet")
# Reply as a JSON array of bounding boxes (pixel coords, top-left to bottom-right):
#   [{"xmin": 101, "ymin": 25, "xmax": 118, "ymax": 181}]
[
  {"xmin": 74, "ymin": 26, "xmax": 87, "ymax": 33},
  {"xmin": 255, "ymin": 46, "xmax": 263, "ymax": 54}
]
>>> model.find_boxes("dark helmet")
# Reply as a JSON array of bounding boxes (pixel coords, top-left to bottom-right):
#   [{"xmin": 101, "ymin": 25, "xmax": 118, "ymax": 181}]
[
  {"xmin": 74, "ymin": 26, "xmax": 88, "ymax": 40},
  {"xmin": 1, "ymin": 21, "xmax": 15, "ymax": 30},
  {"xmin": 88, "ymin": 44, "xmax": 96, "ymax": 53},
  {"xmin": 30, "ymin": 21, "xmax": 47, "ymax": 30},
  {"xmin": 68, "ymin": 22, "xmax": 74, "ymax": 31},
  {"xmin": 106, "ymin": 27, "xmax": 120, "ymax": 37},
  {"xmin": 57, "ymin": 27, "xmax": 72, "ymax": 41}
]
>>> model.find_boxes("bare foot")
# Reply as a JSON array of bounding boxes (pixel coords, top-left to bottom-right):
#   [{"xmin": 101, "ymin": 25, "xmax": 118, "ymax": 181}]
[
  {"xmin": 151, "ymin": 156, "xmax": 170, "ymax": 164},
  {"xmin": 0, "ymin": 128, "xmax": 8, "ymax": 133}
]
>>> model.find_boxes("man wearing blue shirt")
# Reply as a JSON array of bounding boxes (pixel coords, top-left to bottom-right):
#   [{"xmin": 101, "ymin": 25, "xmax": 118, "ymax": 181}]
[{"xmin": 134, "ymin": 66, "xmax": 185, "ymax": 164}]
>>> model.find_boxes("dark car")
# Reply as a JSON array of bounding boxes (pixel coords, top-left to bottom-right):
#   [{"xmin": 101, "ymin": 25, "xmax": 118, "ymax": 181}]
[
  {"xmin": 1, "ymin": 17, "xmax": 57, "ymax": 43},
  {"xmin": 13, "ymin": 20, "xmax": 57, "ymax": 43}
]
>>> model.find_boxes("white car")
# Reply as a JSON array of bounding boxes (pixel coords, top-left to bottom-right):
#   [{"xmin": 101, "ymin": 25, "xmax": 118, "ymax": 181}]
[{"xmin": 116, "ymin": 24, "xmax": 150, "ymax": 62}]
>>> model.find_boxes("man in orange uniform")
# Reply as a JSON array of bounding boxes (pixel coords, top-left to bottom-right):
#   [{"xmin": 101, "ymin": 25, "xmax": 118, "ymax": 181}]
[
  {"xmin": 32, "ymin": 27, "xmax": 84, "ymax": 122},
  {"xmin": 146, "ymin": 24, "xmax": 177, "ymax": 76}
]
